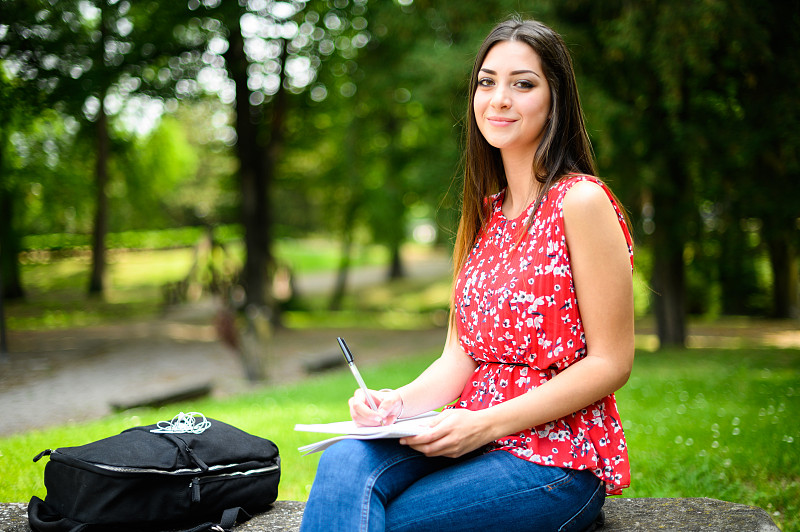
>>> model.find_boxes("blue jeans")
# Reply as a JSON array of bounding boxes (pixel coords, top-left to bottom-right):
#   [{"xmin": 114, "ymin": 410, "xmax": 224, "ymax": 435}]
[{"xmin": 300, "ymin": 439, "xmax": 605, "ymax": 532}]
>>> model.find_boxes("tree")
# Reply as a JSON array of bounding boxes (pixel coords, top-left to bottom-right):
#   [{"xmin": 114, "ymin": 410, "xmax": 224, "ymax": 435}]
[
  {"xmin": 0, "ymin": 72, "xmax": 36, "ymax": 301},
  {"xmin": 741, "ymin": 2, "xmax": 800, "ymax": 318},
  {"xmin": 173, "ymin": 0, "xmax": 381, "ymax": 315},
  {"xmin": 314, "ymin": 0, "xmax": 515, "ymax": 282},
  {"xmin": 555, "ymin": 0, "xmax": 800, "ymax": 345},
  {"xmin": 1, "ymin": 0, "xmax": 212, "ymax": 295}
]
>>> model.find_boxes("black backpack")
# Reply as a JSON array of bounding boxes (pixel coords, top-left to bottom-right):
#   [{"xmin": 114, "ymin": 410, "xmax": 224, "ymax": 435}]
[{"xmin": 28, "ymin": 413, "xmax": 280, "ymax": 532}]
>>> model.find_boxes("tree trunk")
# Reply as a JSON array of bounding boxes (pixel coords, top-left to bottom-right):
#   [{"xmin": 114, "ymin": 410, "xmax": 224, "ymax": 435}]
[
  {"xmin": 384, "ymin": 117, "xmax": 405, "ymax": 281},
  {"xmin": 718, "ymin": 212, "xmax": 758, "ymax": 316},
  {"xmin": 88, "ymin": 8, "xmax": 110, "ymax": 296},
  {"xmin": 329, "ymin": 228, "xmax": 353, "ymax": 312},
  {"xmin": 88, "ymin": 104, "xmax": 110, "ymax": 295},
  {"xmin": 652, "ymin": 238, "xmax": 686, "ymax": 348},
  {"xmin": 388, "ymin": 243, "xmax": 404, "ymax": 280},
  {"xmin": 224, "ymin": 23, "xmax": 286, "ymax": 314},
  {"xmin": 0, "ymin": 264, "xmax": 8, "ymax": 356},
  {"xmin": 650, "ymin": 162, "xmax": 689, "ymax": 348},
  {"xmin": 219, "ymin": 13, "xmax": 292, "ymax": 380},
  {"xmin": 0, "ymin": 187, "xmax": 12, "ymax": 356},
  {"xmin": 0, "ymin": 186, "xmax": 24, "ymax": 300},
  {"xmin": 763, "ymin": 216, "xmax": 798, "ymax": 319}
]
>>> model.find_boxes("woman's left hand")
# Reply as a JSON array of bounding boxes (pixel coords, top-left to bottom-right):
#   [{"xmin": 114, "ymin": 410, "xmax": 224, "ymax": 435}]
[{"xmin": 400, "ymin": 409, "xmax": 494, "ymax": 458}]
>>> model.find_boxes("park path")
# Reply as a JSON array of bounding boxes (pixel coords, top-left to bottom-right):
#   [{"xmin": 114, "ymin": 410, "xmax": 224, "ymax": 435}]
[{"xmin": 0, "ymin": 253, "xmax": 452, "ymax": 436}]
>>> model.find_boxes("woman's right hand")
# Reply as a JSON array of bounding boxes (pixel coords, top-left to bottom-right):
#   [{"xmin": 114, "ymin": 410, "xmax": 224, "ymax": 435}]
[{"xmin": 349, "ymin": 388, "xmax": 403, "ymax": 426}]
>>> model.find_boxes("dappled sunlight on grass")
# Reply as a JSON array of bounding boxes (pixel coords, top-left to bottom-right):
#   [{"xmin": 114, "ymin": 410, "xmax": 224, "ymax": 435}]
[
  {"xmin": 618, "ymin": 347, "xmax": 799, "ymax": 529},
  {"xmin": 286, "ymin": 273, "xmax": 452, "ymax": 330},
  {"xmin": 106, "ymin": 248, "xmax": 196, "ymax": 290},
  {"xmin": 284, "ymin": 309, "xmax": 447, "ymax": 330},
  {"xmin": 6, "ymin": 240, "xmax": 433, "ymax": 332},
  {"xmin": 8, "ymin": 249, "xmax": 197, "ymax": 330}
]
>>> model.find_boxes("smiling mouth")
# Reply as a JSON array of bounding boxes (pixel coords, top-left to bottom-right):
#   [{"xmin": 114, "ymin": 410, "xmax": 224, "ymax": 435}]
[{"xmin": 487, "ymin": 117, "xmax": 516, "ymax": 126}]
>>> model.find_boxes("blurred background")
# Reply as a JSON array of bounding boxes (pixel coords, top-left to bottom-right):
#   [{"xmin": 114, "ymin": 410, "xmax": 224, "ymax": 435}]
[
  {"xmin": 0, "ymin": 1, "xmax": 798, "ymax": 394},
  {"xmin": 1, "ymin": 2, "xmax": 799, "ymax": 526},
  {"xmin": 2, "ymin": 0, "xmax": 797, "ymax": 350}
]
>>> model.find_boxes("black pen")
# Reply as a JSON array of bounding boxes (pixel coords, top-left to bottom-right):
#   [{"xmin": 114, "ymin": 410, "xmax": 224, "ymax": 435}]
[{"xmin": 337, "ymin": 337, "xmax": 379, "ymax": 411}]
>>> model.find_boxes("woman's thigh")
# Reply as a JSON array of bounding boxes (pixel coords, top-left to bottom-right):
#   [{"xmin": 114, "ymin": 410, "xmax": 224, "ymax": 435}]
[
  {"xmin": 385, "ymin": 450, "xmax": 605, "ymax": 532},
  {"xmin": 301, "ymin": 439, "xmax": 462, "ymax": 531}
]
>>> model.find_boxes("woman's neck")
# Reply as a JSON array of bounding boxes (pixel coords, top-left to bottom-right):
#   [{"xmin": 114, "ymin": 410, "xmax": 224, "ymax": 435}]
[{"xmin": 501, "ymin": 149, "xmax": 540, "ymax": 219}]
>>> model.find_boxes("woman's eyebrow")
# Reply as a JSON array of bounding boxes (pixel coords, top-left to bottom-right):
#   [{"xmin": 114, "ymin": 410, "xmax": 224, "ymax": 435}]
[{"xmin": 479, "ymin": 67, "xmax": 541, "ymax": 78}]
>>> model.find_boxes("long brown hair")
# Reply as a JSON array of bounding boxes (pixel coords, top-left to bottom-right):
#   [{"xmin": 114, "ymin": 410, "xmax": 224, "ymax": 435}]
[{"xmin": 452, "ymin": 17, "xmax": 597, "ymax": 279}]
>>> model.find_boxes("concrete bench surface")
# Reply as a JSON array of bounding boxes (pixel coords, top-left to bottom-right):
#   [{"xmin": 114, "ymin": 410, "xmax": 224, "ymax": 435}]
[{"xmin": 0, "ymin": 498, "xmax": 780, "ymax": 531}]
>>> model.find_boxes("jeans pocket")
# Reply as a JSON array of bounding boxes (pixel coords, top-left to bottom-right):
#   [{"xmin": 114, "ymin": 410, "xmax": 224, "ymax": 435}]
[{"xmin": 558, "ymin": 476, "xmax": 605, "ymax": 532}]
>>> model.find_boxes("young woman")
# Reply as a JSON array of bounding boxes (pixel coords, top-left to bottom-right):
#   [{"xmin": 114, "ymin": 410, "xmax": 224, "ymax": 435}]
[{"xmin": 300, "ymin": 17, "xmax": 634, "ymax": 532}]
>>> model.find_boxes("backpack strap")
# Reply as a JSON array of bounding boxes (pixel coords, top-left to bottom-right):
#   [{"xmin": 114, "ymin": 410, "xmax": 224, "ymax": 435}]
[
  {"xmin": 28, "ymin": 496, "xmax": 88, "ymax": 532},
  {"xmin": 183, "ymin": 507, "xmax": 252, "ymax": 532},
  {"xmin": 30, "ymin": 496, "xmax": 252, "ymax": 532}
]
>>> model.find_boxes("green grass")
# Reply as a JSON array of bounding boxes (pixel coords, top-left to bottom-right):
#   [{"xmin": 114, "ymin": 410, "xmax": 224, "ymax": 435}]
[
  {"xmin": 9, "ymin": 248, "xmax": 196, "ymax": 330},
  {"xmin": 275, "ymin": 237, "xmax": 389, "ymax": 274},
  {"xmin": 284, "ymin": 272, "xmax": 453, "ymax": 330},
  {"xmin": 1, "ymin": 346, "xmax": 797, "ymax": 530},
  {"xmin": 619, "ymin": 347, "xmax": 799, "ymax": 529},
  {"xmin": 7, "ymin": 238, "xmax": 395, "ymax": 331}
]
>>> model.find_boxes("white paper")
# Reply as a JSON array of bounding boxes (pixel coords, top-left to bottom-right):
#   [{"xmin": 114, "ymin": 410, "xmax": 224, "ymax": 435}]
[{"xmin": 295, "ymin": 411, "xmax": 439, "ymax": 455}]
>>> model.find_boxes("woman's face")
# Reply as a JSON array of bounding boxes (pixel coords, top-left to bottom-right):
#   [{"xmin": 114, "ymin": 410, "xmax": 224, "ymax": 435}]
[{"xmin": 473, "ymin": 40, "xmax": 551, "ymax": 157}]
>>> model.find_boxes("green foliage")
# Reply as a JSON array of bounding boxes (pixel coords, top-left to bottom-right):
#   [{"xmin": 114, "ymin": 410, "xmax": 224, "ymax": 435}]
[
  {"xmin": 1, "ymin": 345, "xmax": 797, "ymax": 530},
  {"xmin": 111, "ymin": 116, "xmax": 200, "ymax": 230},
  {"xmin": 557, "ymin": 0, "xmax": 800, "ymax": 327},
  {"xmin": 167, "ymin": 99, "xmax": 240, "ymax": 226},
  {"xmin": 2, "ymin": 1, "xmax": 797, "ymax": 322}
]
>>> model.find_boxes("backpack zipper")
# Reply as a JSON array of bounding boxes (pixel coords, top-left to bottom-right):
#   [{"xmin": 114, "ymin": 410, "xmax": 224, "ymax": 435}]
[
  {"xmin": 44, "ymin": 449, "xmax": 278, "ymax": 476},
  {"xmin": 188, "ymin": 464, "xmax": 280, "ymax": 503}
]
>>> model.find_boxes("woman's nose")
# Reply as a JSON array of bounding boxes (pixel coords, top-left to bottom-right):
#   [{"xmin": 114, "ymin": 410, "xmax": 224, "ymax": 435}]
[{"xmin": 490, "ymin": 85, "xmax": 511, "ymax": 109}]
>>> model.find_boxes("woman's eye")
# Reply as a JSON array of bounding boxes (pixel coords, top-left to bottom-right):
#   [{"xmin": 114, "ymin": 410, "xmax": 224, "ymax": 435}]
[
  {"xmin": 477, "ymin": 77, "xmax": 495, "ymax": 87},
  {"xmin": 515, "ymin": 80, "xmax": 534, "ymax": 89}
]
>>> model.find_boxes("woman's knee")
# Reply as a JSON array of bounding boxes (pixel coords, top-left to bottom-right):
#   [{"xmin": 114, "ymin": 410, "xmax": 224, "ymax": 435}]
[
  {"xmin": 316, "ymin": 439, "xmax": 408, "ymax": 484},
  {"xmin": 557, "ymin": 471, "xmax": 605, "ymax": 532},
  {"xmin": 316, "ymin": 440, "xmax": 372, "ymax": 481},
  {"xmin": 318, "ymin": 439, "xmax": 363, "ymax": 467}
]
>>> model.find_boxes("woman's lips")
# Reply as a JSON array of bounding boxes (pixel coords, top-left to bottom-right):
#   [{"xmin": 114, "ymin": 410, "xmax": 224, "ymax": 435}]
[{"xmin": 486, "ymin": 116, "xmax": 517, "ymax": 127}]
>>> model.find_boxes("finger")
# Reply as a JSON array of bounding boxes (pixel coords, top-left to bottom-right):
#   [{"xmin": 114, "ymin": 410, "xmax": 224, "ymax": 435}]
[
  {"xmin": 354, "ymin": 389, "xmax": 381, "ymax": 412},
  {"xmin": 406, "ymin": 438, "xmax": 448, "ymax": 457},
  {"xmin": 349, "ymin": 395, "xmax": 383, "ymax": 426},
  {"xmin": 400, "ymin": 423, "xmax": 442, "ymax": 446},
  {"xmin": 377, "ymin": 397, "xmax": 402, "ymax": 424},
  {"xmin": 425, "ymin": 411, "xmax": 450, "ymax": 427}
]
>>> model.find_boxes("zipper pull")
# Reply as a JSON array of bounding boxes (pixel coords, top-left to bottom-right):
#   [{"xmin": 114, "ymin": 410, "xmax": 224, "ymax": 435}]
[
  {"xmin": 33, "ymin": 450, "xmax": 52, "ymax": 462},
  {"xmin": 185, "ymin": 446, "xmax": 209, "ymax": 471},
  {"xmin": 190, "ymin": 477, "xmax": 201, "ymax": 503}
]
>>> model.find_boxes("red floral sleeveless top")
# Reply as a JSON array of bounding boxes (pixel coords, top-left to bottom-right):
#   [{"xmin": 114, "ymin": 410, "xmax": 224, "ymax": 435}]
[{"xmin": 452, "ymin": 175, "xmax": 632, "ymax": 495}]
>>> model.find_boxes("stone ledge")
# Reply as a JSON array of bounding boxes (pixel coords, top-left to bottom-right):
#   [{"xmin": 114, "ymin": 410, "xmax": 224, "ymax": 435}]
[
  {"xmin": 601, "ymin": 498, "xmax": 779, "ymax": 531},
  {"xmin": 0, "ymin": 498, "xmax": 780, "ymax": 531}
]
